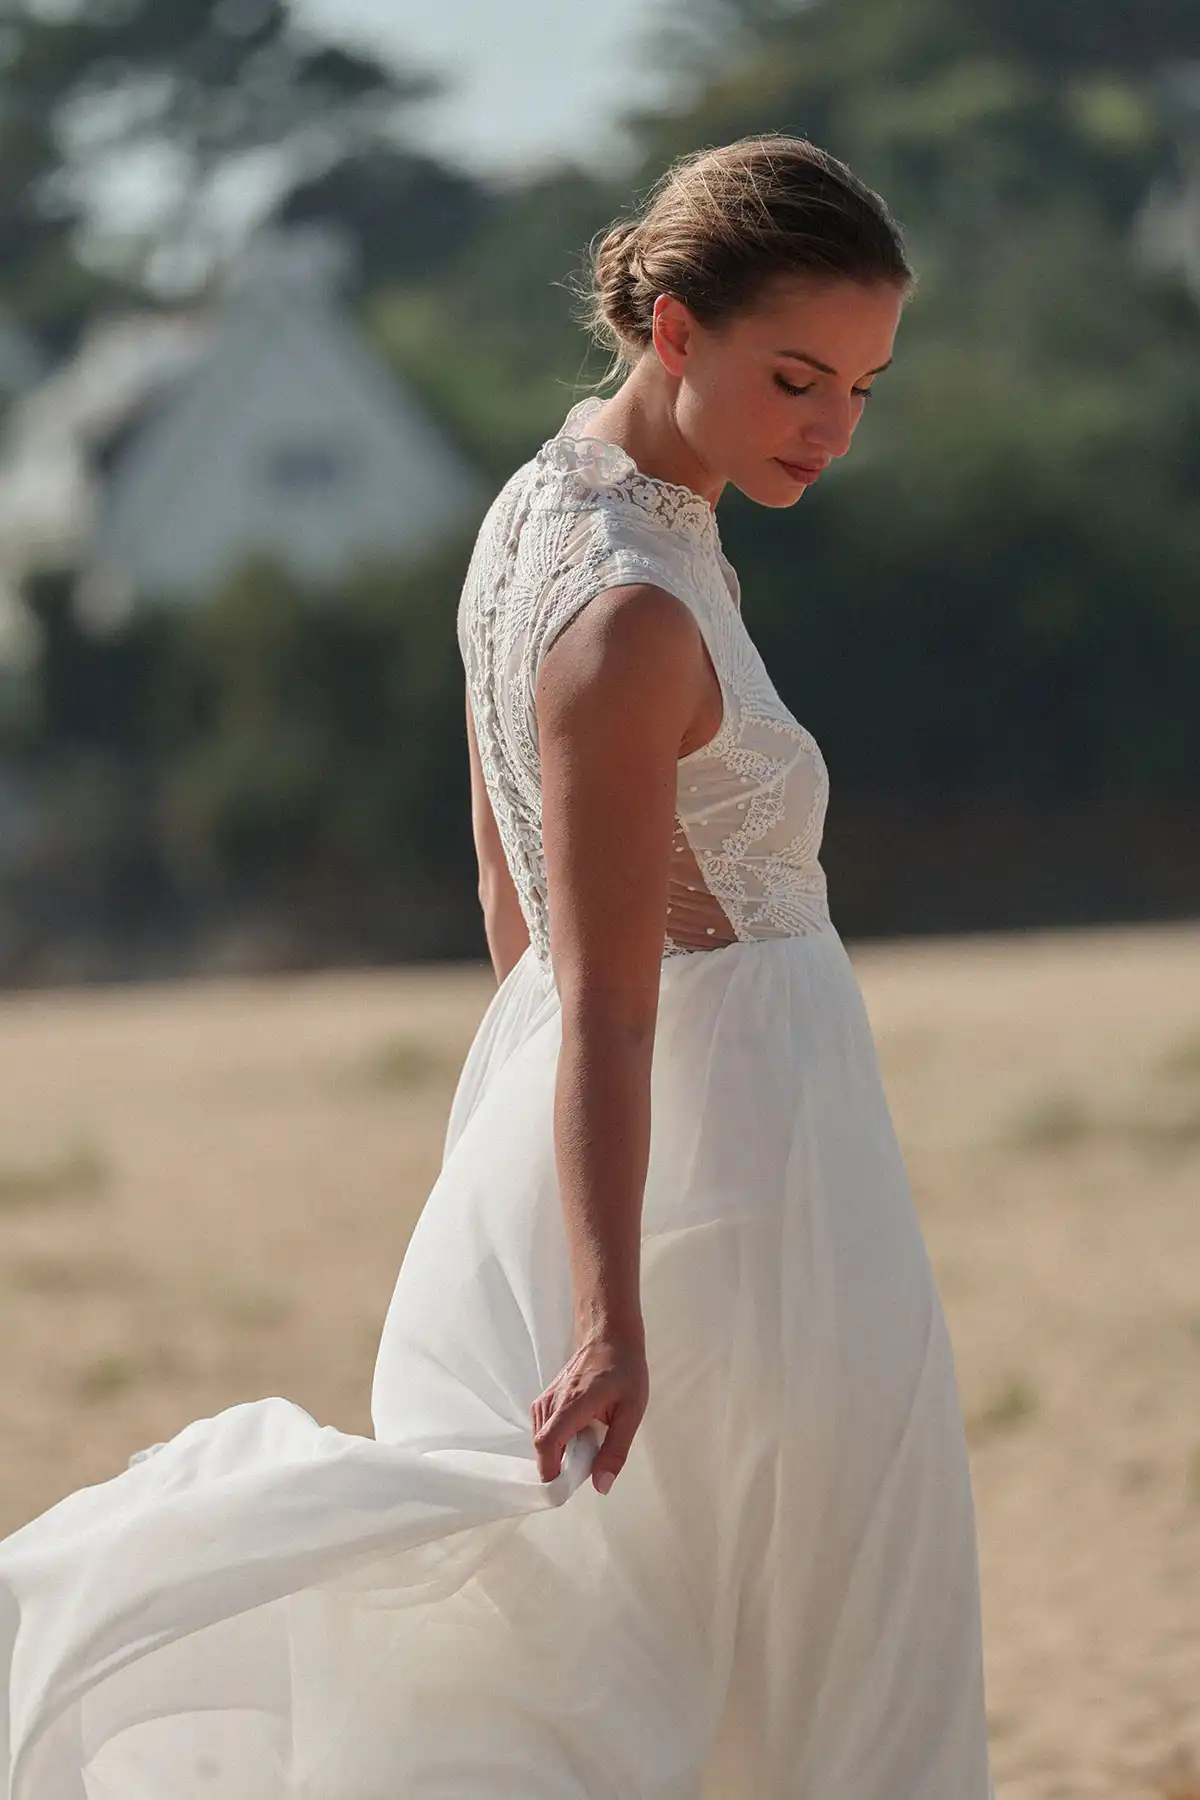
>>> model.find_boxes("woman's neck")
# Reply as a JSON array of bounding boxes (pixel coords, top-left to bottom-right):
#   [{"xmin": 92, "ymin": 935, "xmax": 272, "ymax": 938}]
[{"xmin": 584, "ymin": 369, "xmax": 725, "ymax": 509}]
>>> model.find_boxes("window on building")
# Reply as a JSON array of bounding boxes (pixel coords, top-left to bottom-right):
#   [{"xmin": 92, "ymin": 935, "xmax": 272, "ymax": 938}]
[{"xmin": 260, "ymin": 440, "xmax": 358, "ymax": 494}]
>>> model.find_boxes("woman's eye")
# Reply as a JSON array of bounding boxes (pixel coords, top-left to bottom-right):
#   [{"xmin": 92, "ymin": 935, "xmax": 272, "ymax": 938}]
[{"xmin": 774, "ymin": 374, "xmax": 875, "ymax": 400}]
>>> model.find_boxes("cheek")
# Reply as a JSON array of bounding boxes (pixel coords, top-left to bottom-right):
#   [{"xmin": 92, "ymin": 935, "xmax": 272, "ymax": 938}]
[
  {"xmin": 731, "ymin": 382, "xmax": 795, "ymax": 448},
  {"xmin": 690, "ymin": 382, "xmax": 764, "ymax": 462},
  {"xmin": 763, "ymin": 392, "xmax": 821, "ymax": 455}
]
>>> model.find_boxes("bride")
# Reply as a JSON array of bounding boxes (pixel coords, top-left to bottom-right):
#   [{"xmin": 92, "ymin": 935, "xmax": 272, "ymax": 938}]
[{"xmin": 0, "ymin": 133, "xmax": 994, "ymax": 1799}]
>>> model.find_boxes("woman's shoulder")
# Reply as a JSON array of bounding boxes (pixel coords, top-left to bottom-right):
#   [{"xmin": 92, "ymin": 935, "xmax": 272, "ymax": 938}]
[{"xmin": 459, "ymin": 402, "xmax": 733, "ymax": 660}]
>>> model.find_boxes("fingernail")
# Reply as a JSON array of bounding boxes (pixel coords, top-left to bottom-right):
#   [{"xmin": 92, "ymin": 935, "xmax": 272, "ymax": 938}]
[{"xmin": 594, "ymin": 1470, "xmax": 614, "ymax": 1494}]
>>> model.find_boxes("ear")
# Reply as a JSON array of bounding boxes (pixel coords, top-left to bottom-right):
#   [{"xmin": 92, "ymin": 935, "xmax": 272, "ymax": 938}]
[{"xmin": 650, "ymin": 294, "xmax": 695, "ymax": 378}]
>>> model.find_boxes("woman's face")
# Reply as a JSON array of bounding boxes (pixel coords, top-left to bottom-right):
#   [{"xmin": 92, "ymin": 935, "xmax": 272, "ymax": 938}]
[{"xmin": 653, "ymin": 275, "xmax": 906, "ymax": 506}]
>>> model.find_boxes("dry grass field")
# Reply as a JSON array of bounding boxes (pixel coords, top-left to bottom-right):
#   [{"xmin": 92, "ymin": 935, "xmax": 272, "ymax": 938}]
[{"xmin": 1, "ymin": 920, "xmax": 1197, "ymax": 1799}]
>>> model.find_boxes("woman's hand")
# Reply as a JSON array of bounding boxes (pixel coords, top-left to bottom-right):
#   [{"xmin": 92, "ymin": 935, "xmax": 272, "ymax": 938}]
[{"xmin": 530, "ymin": 1323, "xmax": 649, "ymax": 1494}]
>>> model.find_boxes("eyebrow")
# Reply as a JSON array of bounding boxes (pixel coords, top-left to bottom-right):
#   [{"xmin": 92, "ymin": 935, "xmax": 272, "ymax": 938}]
[{"xmin": 776, "ymin": 350, "xmax": 893, "ymax": 377}]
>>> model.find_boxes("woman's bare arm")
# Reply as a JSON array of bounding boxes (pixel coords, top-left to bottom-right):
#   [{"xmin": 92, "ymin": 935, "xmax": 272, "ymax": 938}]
[
  {"xmin": 465, "ymin": 680, "xmax": 531, "ymax": 984},
  {"xmin": 528, "ymin": 582, "xmax": 710, "ymax": 1492}
]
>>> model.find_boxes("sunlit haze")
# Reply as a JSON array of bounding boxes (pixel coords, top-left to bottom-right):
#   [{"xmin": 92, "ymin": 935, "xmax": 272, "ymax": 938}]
[{"xmin": 292, "ymin": 0, "xmax": 685, "ymax": 183}]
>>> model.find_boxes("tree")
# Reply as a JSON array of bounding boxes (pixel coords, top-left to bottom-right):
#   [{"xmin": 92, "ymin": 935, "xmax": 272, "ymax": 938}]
[
  {"xmin": 276, "ymin": 147, "xmax": 496, "ymax": 293},
  {"xmin": 0, "ymin": 0, "xmax": 446, "ymax": 334}
]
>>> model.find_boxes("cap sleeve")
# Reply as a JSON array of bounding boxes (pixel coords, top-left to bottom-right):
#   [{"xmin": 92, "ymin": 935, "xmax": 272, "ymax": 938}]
[{"xmin": 523, "ymin": 505, "xmax": 720, "ymax": 747}]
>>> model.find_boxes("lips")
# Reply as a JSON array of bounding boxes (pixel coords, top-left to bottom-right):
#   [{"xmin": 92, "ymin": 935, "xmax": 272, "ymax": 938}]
[{"xmin": 775, "ymin": 456, "xmax": 827, "ymax": 483}]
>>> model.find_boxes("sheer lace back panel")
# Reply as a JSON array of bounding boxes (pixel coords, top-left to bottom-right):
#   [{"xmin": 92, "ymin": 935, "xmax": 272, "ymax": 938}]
[{"xmin": 457, "ymin": 395, "xmax": 832, "ymax": 971}]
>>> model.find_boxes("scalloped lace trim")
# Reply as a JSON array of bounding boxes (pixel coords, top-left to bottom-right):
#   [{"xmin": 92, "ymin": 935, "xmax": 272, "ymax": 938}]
[{"xmin": 537, "ymin": 396, "xmax": 720, "ymax": 546}]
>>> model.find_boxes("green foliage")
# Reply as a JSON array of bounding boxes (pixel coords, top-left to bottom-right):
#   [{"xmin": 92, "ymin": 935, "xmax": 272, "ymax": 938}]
[
  {"xmin": 365, "ymin": 169, "xmax": 624, "ymax": 478},
  {"xmin": 0, "ymin": 0, "xmax": 443, "ymax": 320},
  {"xmin": 153, "ymin": 549, "xmax": 475, "ymax": 893},
  {"xmin": 279, "ymin": 151, "xmax": 497, "ymax": 294},
  {"xmin": 4, "ymin": 550, "xmax": 475, "ymax": 967}
]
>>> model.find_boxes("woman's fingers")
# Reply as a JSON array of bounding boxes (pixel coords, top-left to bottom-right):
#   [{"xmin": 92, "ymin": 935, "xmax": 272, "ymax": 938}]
[
  {"xmin": 530, "ymin": 1336, "xmax": 649, "ymax": 1485},
  {"xmin": 531, "ymin": 1371, "xmax": 626, "ymax": 1482},
  {"xmin": 531, "ymin": 1386, "xmax": 599, "ymax": 1482},
  {"xmin": 588, "ymin": 1394, "xmax": 643, "ymax": 1494}
]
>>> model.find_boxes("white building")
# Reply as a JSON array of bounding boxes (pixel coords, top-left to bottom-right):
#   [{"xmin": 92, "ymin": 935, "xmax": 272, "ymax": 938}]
[{"xmin": 0, "ymin": 231, "xmax": 487, "ymax": 646}]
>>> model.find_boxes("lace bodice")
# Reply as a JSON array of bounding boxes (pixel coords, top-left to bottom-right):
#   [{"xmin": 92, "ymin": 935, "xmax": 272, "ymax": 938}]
[{"xmin": 457, "ymin": 395, "xmax": 832, "ymax": 971}]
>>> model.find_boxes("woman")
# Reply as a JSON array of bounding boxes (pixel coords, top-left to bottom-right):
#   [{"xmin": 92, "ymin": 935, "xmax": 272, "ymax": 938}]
[{"xmin": 0, "ymin": 135, "xmax": 993, "ymax": 1798}]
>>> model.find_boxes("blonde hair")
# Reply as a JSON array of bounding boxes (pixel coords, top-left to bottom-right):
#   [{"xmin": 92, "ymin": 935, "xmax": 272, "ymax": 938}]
[{"xmin": 575, "ymin": 133, "xmax": 911, "ymax": 384}]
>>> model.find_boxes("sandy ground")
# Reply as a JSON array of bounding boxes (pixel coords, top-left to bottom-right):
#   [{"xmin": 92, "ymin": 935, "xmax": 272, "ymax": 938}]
[{"xmin": 0, "ymin": 920, "xmax": 1197, "ymax": 1799}]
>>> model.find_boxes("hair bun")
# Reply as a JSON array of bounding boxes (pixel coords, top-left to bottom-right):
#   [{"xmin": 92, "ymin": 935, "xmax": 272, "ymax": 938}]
[{"xmin": 592, "ymin": 219, "xmax": 647, "ymax": 350}]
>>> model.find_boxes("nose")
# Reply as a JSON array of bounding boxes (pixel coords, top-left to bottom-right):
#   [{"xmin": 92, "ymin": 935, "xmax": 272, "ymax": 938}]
[{"xmin": 804, "ymin": 392, "xmax": 856, "ymax": 461}]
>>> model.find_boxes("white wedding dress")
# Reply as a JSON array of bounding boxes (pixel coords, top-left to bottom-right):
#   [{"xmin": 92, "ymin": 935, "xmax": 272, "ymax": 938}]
[{"xmin": 0, "ymin": 397, "xmax": 994, "ymax": 1800}]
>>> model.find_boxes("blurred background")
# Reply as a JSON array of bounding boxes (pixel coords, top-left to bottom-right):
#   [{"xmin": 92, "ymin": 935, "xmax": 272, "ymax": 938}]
[
  {"xmin": 0, "ymin": 2, "xmax": 1198, "ymax": 1795},
  {"xmin": 0, "ymin": 0, "xmax": 1195, "ymax": 981}
]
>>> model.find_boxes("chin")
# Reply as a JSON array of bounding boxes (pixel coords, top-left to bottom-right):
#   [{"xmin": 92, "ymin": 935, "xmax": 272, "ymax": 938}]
[{"xmin": 734, "ymin": 479, "xmax": 808, "ymax": 510}]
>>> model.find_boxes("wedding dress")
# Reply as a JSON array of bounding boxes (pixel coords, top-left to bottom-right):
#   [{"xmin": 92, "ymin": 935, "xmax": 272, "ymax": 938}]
[{"xmin": 0, "ymin": 396, "xmax": 994, "ymax": 1799}]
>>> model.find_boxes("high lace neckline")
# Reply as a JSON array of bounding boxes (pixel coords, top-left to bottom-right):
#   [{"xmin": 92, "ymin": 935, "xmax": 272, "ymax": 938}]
[{"xmin": 537, "ymin": 396, "xmax": 721, "ymax": 549}]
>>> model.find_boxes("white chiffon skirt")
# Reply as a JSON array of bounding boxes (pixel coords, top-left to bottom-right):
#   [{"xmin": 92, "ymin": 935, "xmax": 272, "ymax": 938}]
[{"xmin": 0, "ymin": 926, "xmax": 994, "ymax": 1800}]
